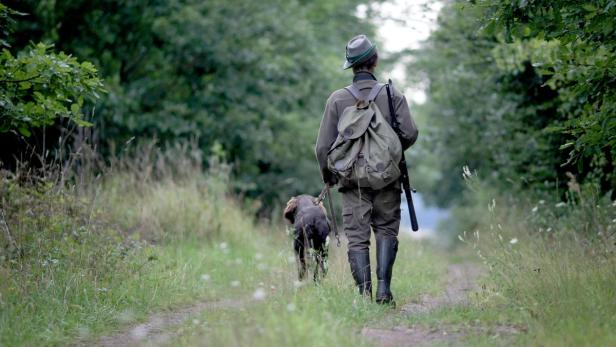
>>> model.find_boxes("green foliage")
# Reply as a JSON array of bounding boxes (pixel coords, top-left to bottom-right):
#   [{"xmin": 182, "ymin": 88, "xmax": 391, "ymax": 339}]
[
  {"xmin": 482, "ymin": 0, "xmax": 616, "ymax": 194},
  {"xmin": 5, "ymin": 0, "xmax": 373, "ymax": 207},
  {"xmin": 0, "ymin": 3, "xmax": 21, "ymax": 48},
  {"xmin": 412, "ymin": 4, "xmax": 564, "ymax": 206},
  {"xmin": 0, "ymin": 43, "xmax": 104, "ymax": 136},
  {"xmin": 412, "ymin": 1, "xmax": 615, "ymax": 206}
]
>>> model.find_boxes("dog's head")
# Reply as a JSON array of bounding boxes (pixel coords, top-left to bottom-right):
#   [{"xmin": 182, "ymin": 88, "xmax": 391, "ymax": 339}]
[
  {"xmin": 283, "ymin": 195, "xmax": 326, "ymax": 224},
  {"xmin": 283, "ymin": 197, "xmax": 299, "ymax": 224}
]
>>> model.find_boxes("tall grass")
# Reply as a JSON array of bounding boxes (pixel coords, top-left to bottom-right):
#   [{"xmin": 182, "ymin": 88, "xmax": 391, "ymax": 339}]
[
  {"xmin": 0, "ymin": 144, "xmax": 275, "ymax": 346},
  {"xmin": 457, "ymin": 172, "xmax": 616, "ymax": 346}
]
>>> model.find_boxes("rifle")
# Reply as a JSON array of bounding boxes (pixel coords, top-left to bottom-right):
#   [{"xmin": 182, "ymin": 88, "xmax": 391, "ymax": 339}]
[{"xmin": 385, "ymin": 79, "xmax": 419, "ymax": 232}]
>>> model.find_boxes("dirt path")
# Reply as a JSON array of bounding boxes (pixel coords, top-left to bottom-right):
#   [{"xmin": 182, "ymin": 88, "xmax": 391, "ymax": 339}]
[
  {"xmin": 82, "ymin": 298, "xmax": 248, "ymax": 347},
  {"xmin": 362, "ymin": 263, "xmax": 517, "ymax": 347},
  {"xmin": 81, "ymin": 263, "xmax": 509, "ymax": 347}
]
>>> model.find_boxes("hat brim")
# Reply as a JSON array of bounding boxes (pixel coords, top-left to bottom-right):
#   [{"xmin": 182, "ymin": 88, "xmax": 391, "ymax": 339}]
[{"xmin": 342, "ymin": 45, "xmax": 377, "ymax": 70}]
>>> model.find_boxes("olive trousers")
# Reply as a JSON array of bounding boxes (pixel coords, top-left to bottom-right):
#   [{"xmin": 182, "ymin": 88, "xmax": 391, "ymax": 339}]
[{"xmin": 341, "ymin": 183, "xmax": 401, "ymax": 252}]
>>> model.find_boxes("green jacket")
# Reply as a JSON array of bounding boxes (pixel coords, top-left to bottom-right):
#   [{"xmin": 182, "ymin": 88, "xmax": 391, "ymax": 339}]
[{"xmin": 315, "ymin": 78, "xmax": 419, "ymax": 186}]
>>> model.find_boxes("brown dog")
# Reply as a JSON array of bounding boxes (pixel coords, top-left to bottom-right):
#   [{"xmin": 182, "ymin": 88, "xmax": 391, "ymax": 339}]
[{"xmin": 283, "ymin": 195, "xmax": 330, "ymax": 281}]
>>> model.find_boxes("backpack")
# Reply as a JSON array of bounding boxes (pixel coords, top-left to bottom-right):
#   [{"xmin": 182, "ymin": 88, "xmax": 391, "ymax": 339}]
[{"xmin": 326, "ymin": 83, "xmax": 402, "ymax": 190}]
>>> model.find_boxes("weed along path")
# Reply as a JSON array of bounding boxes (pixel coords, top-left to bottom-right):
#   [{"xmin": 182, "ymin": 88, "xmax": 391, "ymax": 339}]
[{"xmin": 362, "ymin": 263, "xmax": 517, "ymax": 347}]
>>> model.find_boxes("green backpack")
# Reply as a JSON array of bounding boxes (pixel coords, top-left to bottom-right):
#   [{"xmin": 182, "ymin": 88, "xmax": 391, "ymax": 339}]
[{"xmin": 327, "ymin": 83, "xmax": 402, "ymax": 190}]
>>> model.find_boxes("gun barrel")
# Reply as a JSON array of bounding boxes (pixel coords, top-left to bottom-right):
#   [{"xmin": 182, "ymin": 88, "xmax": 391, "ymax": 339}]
[{"xmin": 386, "ymin": 80, "xmax": 419, "ymax": 232}]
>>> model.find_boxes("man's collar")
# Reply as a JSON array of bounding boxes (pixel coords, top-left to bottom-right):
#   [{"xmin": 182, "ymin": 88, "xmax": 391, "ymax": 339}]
[{"xmin": 353, "ymin": 71, "xmax": 377, "ymax": 82}]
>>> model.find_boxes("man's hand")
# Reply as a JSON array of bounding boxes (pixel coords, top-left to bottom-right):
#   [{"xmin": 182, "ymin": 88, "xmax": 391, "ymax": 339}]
[{"xmin": 322, "ymin": 170, "xmax": 339, "ymax": 186}]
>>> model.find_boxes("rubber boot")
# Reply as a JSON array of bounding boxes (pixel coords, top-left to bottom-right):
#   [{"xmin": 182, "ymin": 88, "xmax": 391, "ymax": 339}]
[
  {"xmin": 375, "ymin": 237, "xmax": 398, "ymax": 306},
  {"xmin": 348, "ymin": 250, "xmax": 372, "ymax": 299}
]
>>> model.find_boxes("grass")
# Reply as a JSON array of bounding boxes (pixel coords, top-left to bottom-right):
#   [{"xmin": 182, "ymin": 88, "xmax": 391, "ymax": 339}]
[
  {"xmin": 8, "ymin": 146, "xmax": 613, "ymax": 346},
  {"xmin": 388, "ymin": 175, "xmax": 616, "ymax": 347},
  {"xmin": 0, "ymin": 149, "xmax": 284, "ymax": 346},
  {"xmin": 0, "ymin": 148, "xmax": 450, "ymax": 346},
  {"xmin": 162, "ymin": 235, "xmax": 449, "ymax": 347}
]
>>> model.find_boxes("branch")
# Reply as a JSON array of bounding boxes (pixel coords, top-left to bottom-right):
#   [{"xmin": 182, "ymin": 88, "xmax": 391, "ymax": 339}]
[{"xmin": 0, "ymin": 74, "xmax": 41, "ymax": 84}]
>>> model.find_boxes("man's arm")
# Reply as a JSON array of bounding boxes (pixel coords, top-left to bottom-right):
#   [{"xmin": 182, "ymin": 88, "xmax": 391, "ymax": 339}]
[
  {"xmin": 393, "ymin": 90, "xmax": 419, "ymax": 150},
  {"xmin": 315, "ymin": 94, "xmax": 339, "ymax": 184}
]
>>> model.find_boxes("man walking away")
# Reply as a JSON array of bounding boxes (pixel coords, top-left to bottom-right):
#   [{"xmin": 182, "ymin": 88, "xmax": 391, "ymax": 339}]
[{"xmin": 315, "ymin": 34, "xmax": 418, "ymax": 306}]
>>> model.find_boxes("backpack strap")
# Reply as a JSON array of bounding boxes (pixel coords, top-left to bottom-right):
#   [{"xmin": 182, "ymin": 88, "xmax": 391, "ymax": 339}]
[
  {"xmin": 344, "ymin": 83, "xmax": 385, "ymax": 101},
  {"xmin": 367, "ymin": 83, "xmax": 385, "ymax": 101},
  {"xmin": 344, "ymin": 84, "xmax": 363, "ymax": 100}
]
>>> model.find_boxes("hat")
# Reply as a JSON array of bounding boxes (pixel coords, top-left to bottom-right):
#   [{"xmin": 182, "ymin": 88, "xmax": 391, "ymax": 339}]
[{"xmin": 343, "ymin": 34, "xmax": 377, "ymax": 70}]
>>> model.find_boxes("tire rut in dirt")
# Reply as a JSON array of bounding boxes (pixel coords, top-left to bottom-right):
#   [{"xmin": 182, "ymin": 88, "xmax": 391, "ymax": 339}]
[
  {"xmin": 81, "ymin": 298, "xmax": 248, "ymax": 347},
  {"xmin": 362, "ymin": 263, "xmax": 519, "ymax": 347}
]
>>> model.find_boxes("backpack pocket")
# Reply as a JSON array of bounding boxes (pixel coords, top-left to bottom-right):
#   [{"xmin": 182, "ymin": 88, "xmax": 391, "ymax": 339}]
[{"xmin": 366, "ymin": 159, "xmax": 401, "ymax": 190}]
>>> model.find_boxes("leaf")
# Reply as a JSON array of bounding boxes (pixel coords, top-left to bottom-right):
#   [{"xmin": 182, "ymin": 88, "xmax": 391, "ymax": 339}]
[
  {"xmin": 17, "ymin": 126, "xmax": 31, "ymax": 137},
  {"xmin": 74, "ymin": 119, "xmax": 93, "ymax": 127},
  {"xmin": 481, "ymin": 20, "xmax": 497, "ymax": 36},
  {"xmin": 559, "ymin": 142, "xmax": 575, "ymax": 150},
  {"xmin": 70, "ymin": 103, "xmax": 80, "ymax": 115}
]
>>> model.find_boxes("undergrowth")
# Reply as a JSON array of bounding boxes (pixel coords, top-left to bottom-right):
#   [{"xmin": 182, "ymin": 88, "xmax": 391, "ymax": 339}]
[
  {"xmin": 433, "ymin": 170, "xmax": 616, "ymax": 346},
  {"xmin": 0, "ymin": 145, "xmax": 450, "ymax": 347},
  {"xmin": 0, "ymin": 146, "xmax": 279, "ymax": 346}
]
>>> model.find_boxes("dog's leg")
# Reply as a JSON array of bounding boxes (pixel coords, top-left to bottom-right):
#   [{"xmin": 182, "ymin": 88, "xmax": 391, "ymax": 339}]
[
  {"xmin": 313, "ymin": 252, "xmax": 319, "ymax": 282},
  {"xmin": 319, "ymin": 247, "xmax": 328, "ymax": 277},
  {"xmin": 308, "ymin": 238, "xmax": 319, "ymax": 283},
  {"xmin": 315, "ymin": 254, "xmax": 324, "ymax": 282},
  {"xmin": 294, "ymin": 237, "xmax": 306, "ymax": 281},
  {"xmin": 313, "ymin": 242, "xmax": 328, "ymax": 282}
]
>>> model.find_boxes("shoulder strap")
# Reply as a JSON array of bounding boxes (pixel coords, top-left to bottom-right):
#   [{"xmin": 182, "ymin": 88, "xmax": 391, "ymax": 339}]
[
  {"xmin": 367, "ymin": 83, "xmax": 385, "ymax": 102},
  {"xmin": 385, "ymin": 81, "xmax": 401, "ymax": 133},
  {"xmin": 344, "ymin": 84, "xmax": 363, "ymax": 100},
  {"xmin": 344, "ymin": 83, "xmax": 385, "ymax": 101}
]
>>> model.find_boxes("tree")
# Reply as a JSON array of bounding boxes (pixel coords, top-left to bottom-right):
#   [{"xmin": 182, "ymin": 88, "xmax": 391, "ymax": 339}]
[
  {"xmin": 0, "ymin": 4, "xmax": 104, "ymax": 137},
  {"xmin": 3, "ymin": 0, "xmax": 374, "ymax": 207},
  {"xmin": 411, "ymin": 2, "xmax": 573, "ymax": 206},
  {"xmin": 480, "ymin": 0, "xmax": 616, "ymax": 194}
]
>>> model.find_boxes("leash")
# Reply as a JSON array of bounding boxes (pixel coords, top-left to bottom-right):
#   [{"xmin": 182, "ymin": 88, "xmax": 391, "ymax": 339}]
[
  {"xmin": 315, "ymin": 184, "xmax": 341, "ymax": 247},
  {"xmin": 316, "ymin": 185, "xmax": 328, "ymax": 205}
]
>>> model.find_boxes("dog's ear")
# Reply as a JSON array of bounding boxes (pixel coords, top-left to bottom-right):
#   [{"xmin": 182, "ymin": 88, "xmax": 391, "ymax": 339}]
[{"xmin": 283, "ymin": 197, "xmax": 298, "ymax": 224}]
